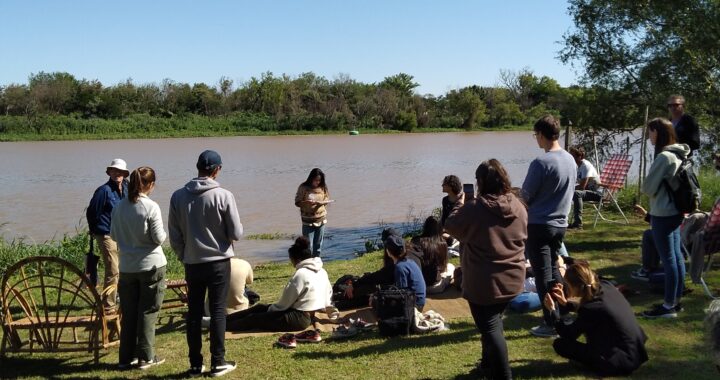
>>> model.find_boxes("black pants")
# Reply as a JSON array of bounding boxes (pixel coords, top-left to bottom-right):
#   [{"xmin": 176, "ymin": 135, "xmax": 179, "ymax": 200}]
[
  {"xmin": 526, "ymin": 224, "xmax": 565, "ymax": 326},
  {"xmin": 469, "ymin": 301, "xmax": 511, "ymax": 380},
  {"xmin": 553, "ymin": 338, "xmax": 635, "ymax": 377},
  {"xmin": 185, "ymin": 259, "xmax": 230, "ymax": 368},
  {"xmin": 226, "ymin": 304, "xmax": 311, "ymax": 332}
]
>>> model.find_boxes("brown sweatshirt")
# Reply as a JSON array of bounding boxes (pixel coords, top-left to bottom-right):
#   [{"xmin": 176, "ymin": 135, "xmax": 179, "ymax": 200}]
[
  {"xmin": 444, "ymin": 192, "xmax": 527, "ymax": 305},
  {"xmin": 294, "ymin": 184, "xmax": 329, "ymax": 225}
]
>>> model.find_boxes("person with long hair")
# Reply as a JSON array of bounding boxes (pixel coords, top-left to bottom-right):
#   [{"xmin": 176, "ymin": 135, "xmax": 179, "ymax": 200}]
[
  {"xmin": 544, "ymin": 262, "xmax": 648, "ymax": 376},
  {"xmin": 411, "ymin": 216, "xmax": 454, "ymax": 294},
  {"xmin": 110, "ymin": 166, "xmax": 167, "ymax": 370},
  {"xmin": 641, "ymin": 118, "xmax": 691, "ymax": 318},
  {"xmin": 226, "ymin": 236, "xmax": 333, "ymax": 332},
  {"xmin": 445, "ymin": 159, "xmax": 527, "ymax": 380},
  {"xmin": 295, "ymin": 168, "xmax": 332, "ymax": 257}
]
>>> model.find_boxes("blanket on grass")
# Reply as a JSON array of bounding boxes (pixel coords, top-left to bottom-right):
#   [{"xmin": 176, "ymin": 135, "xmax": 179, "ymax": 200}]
[{"xmin": 224, "ymin": 287, "xmax": 471, "ymax": 339}]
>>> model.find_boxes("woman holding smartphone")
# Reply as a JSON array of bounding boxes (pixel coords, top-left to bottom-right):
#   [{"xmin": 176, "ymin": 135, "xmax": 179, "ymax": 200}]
[
  {"xmin": 444, "ymin": 159, "xmax": 527, "ymax": 380},
  {"xmin": 295, "ymin": 168, "xmax": 332, "ymax": 257}
]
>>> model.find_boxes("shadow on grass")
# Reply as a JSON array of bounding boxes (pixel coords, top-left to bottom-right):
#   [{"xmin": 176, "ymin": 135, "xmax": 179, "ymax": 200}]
[
  {"xmin": 295, "ymin": 321, "xmax": 478, "ymax": 359},
  {"xmin": 0, "ymin": 356, "xmax": 115, "ymax": 379}
]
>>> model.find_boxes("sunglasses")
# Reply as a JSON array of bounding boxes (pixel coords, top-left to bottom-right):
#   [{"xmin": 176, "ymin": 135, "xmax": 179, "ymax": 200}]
[{"xmin": 667, "ymin": 103, "xmax": 682, "ymax": 107}]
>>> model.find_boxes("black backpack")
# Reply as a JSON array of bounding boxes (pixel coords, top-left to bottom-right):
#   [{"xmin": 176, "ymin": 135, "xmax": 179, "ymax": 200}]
[
  {"xmin": 371, "ymin": 286, "xmax": 415, "ymax": 337},
  {"xmin": 664, "ymin": 152, "xmax": 701, "ymax": 214}
]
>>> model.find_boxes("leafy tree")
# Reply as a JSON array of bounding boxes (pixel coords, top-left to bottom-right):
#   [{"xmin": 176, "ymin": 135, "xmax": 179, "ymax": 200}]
[
  {"xmin": 379, "ymin": 73, "xmax": 419, "ymax": 98},
  {"xmin": 28, "ymin": 72, "xmax": 79, "ymax": 114},
  {"xmin": 446, "ymin": 87, "xmax": 487, "ymax": 130},
  {"xmin": 561, "ymin": 0, "xmax": 720, "ymax": 126}
]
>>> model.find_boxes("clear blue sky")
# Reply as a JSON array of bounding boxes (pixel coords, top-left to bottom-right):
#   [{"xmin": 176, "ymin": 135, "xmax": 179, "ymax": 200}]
[{"xmin": 0, "ymin": 0, "xmax": 579, "ymax": 95}]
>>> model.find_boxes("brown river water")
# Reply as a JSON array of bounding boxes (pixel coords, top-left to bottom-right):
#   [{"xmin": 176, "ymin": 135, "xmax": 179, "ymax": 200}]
[{"xmin": 0, "ymin": 132, "xmax": 643, "ymax": 264}]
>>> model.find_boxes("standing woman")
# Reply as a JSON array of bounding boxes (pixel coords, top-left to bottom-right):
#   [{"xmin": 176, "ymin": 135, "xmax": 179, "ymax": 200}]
[
  {"xmin": 110, "ymin": 167, "xmax": 167, "ymax": 370},
  {"xmin": 295, "ymin": 168, "xmax": 332, "ymax": 257},
  {"xmin": 444, "ymin": 159, "xmax": 527, "ymax": 380},
  {"xmin": 641, "ymin": 118, "xmax": 691, "ymax": 318}
]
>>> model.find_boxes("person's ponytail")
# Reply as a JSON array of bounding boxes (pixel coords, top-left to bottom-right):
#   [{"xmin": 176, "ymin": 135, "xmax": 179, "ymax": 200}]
[{"xmin": 128, "ymin": 167, "xmax": 156, "ymax": 203}]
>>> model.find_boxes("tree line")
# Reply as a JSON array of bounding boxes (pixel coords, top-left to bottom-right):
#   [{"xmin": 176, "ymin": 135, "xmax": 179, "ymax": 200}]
[{"xmin": 0, "ymin": 69, "xmax": 679, "ymax": 137}]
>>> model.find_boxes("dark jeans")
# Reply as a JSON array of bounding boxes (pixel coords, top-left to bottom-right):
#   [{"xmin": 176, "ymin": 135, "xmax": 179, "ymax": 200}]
[
  {"xmin": 226, "ymin": 304, "xmax": 311, "ymax": 332},
  {"xmin": 469, "ymin": 301, "xmax": 512, "ymax": 380},
  {"xmin": 553, "ymin": 337, "xmax": 635, "ymax": 377},
  {"xmin": 650, "ymin": 214, "xmax": 685, "ymax": 306},
  {"xmin": 185, "ymin": 259, "xmax": 230, "ymax": 367},
  {"xmin": 641, "ymin": 229, "xmax": 661, "ymax": 271},
  {"xmin": 526, "ymin": 224, "xmax": 565, "ymax": 326},
  {"xmin": 571, "ymin": 190, "xmax": 602, "ymax": 225},
  {"xmin": 118, "ymin": 266, "xmax": 166, "ymax": 364}
]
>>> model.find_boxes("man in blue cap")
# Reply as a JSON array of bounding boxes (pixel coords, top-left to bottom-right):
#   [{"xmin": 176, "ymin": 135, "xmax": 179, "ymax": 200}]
[{"xmin": 169, "ymin": 150, "xmax": 243, "ymax": 377}]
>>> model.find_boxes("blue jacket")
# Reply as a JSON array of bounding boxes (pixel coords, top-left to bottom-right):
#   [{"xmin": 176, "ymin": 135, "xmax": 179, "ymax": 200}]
[
  {"xmin": 394, "ymin": 259, "xmax": 426, "ymax": 308},
  {"xmin": 87, "ymin": 179, "xmax": 128, "ymax": 235}
]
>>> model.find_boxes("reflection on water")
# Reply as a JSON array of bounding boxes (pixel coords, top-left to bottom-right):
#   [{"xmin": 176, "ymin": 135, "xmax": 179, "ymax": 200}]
[{"xmin": 0, "ymin": 132, "xmax": 644, "ymax": 264}]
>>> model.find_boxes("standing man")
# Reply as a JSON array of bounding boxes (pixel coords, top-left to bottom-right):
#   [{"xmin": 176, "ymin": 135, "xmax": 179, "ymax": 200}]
[
  {"xmin": 667, "ymin": 95, "xmax": 700, "ymax": 156},
  {"xmin": 568, "ymin": 146, "xmax": 602, "ymax": 229},
  {"xmin": 87, "ymin": 158, "xmax": 129, "ymax": 314},
  {"xmin": 169, "ymin": 150, "xmax": 243, "ymax": 377},
  {"xmin": 521, "ymin": 115, "xmax": 577, "ymax": 337}
]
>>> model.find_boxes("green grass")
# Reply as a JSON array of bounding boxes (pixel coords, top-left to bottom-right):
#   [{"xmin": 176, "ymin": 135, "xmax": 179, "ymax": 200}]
[
  {"xmin": 244, "ymin": 232, "xmax": 297, "ymax": 241},
  {"xmin": 1, "ymin": 213, "xmax": 720, "ymax": 379}
]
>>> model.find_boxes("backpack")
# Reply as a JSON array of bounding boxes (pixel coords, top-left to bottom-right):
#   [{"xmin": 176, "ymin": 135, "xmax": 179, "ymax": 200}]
[
  {"xmin": 371, "ymin": 285, "xmax": 415, "ymax": 337},
  {"xmin": 664, "ymin": 152, "xmax": 701, "ymax": 214}
]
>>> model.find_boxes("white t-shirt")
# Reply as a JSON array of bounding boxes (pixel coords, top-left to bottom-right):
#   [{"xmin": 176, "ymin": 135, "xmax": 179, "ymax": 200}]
[{"xmin": 577, "ymin": 159, "xmax": 599, "ymax": 190}]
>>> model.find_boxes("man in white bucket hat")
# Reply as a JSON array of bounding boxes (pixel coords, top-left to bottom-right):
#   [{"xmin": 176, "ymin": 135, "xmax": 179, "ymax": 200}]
[{"xmin": 86, "ymin": 158, "xmax": 130, "ymax": 313}]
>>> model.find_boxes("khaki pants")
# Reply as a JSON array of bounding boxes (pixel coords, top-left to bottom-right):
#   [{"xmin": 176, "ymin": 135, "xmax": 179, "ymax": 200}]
[{"xmin": 94, "ymin": 234, "xmax": 119, "ymax": 310}]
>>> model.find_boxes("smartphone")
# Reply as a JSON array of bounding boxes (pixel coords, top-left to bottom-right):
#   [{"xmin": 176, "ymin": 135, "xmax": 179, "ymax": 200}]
[{"xmin": 463, "ymin": 183, "xmax": 475, "ymax": 200}]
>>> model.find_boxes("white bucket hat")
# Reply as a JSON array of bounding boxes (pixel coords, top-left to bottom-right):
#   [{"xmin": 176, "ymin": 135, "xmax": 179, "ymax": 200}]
[{"xmin": 106, "ymin": 158, "xmax": 130, "ymax": 177}]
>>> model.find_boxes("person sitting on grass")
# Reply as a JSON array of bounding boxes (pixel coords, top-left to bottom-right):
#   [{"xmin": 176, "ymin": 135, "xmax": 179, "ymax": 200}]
[
  {"xmin": 225, "ymin": 236, "xmax": 332, "ymax": 332},
  {"xmin": 543, "ymin": 261, "xmax": 648, "ymax": 377},
  {"xmin": 410, "ymin": 216, "xmax": 455, "ymax": 294},
  {"xmin": 385, "ymin": 234, "xmax": 426, "ymax": 311},
  {"xmin": 334, "ymin": 228, "xmax": 423, "ymax": 309}
]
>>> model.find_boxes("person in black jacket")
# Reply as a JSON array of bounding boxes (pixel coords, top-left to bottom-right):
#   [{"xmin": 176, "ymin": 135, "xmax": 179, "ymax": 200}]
[
  {"xmin": 667, "ymin": 95, "xmax": 700, "ymax": 156},
  {"xmin": 543, "ymin": 261, "xmax": 649, "ymax": 377}
]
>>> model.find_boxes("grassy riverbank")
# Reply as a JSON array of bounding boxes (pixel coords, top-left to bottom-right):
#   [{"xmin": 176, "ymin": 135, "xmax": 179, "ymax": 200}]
[
  {"xmin": 0, "ymin": 114, "xmax": 531, "ymax": 142},
  {"xmin": 1, "ymin": 216, "xmax": 719, "ymax": 379}
]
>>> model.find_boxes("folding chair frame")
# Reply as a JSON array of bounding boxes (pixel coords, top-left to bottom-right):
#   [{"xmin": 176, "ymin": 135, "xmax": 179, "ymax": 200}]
[
  {"xmin": 701, "ymin": 253, "xmax": 718, "ymax": 300},
  {"xmin": 589, "ymin": 186, "xmax": 630, "ymax": 228},
  {"xmin": 588, "ymin": 154, "xmax": 633, "ymax": 228}
]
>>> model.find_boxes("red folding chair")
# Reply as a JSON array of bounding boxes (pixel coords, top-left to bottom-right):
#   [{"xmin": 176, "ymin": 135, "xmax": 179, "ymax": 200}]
[{"xmin": 588, "ymin": 154, "xmax": 633, "ymax": 228}]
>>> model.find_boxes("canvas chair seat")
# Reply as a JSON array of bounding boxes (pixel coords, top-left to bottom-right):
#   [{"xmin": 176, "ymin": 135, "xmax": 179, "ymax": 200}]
[{"xmin": 586, "ymin": 154, "xmax": 633, "ymax": 228}]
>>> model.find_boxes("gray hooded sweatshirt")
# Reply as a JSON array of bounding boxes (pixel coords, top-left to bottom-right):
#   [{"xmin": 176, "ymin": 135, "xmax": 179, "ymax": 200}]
[{"xmin": 168, "ymin": 177, "xmax": 243, "ymax": 264}]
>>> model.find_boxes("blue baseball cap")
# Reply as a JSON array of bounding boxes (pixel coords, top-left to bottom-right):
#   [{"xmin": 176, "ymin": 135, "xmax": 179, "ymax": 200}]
[{"xmin": 196, "ymin": 150, "xmax": 222, "ymax": 171}]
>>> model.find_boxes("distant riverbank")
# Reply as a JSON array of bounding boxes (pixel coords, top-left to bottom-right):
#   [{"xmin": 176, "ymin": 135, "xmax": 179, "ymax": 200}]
[{"xmin": 0, "ymin": 114, "xmax": 530, "ymax": 142}]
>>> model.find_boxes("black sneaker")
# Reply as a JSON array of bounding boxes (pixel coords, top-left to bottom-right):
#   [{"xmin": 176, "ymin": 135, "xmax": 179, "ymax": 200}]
[
  {"xmin": 642, "ymin": 304, "xmax": 677, "ymax": 319},
  {"xmin": 138, "ymin": 356, "xmax": 165, "ymax": 370},
  {"xmin": 187, "ymin": 365, "xmax": 205, "ymax": 378},
  {"xmin": 567, "ymin": 223, "xmax": 583, "ymax": 230},
  {"xmin": 630, "ymin": 268, "xmax": 650, "ymax": 282},
  {"xmin": 210, "ymin": 361, "xmax": 236, "ymax": 377},
  {"xmin": 118, "ymin": 358, "xmax": 139, "ymax": 370}
]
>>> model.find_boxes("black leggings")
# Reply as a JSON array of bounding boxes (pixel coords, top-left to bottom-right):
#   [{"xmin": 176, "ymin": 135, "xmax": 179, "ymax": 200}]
[
  {"xmin": 468, "ymin": 301, "xmax": 511, "ymax": 380},
  {"xmin": 225, "ymin": 304, "xmax": 311, "ymax": 332},
  {"xmin": 553, "ymin": 337, "xmax": 635, "ymax": 376}
]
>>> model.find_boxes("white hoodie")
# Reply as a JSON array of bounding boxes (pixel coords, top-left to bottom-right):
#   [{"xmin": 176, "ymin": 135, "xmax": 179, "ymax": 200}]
[{"xmin": 268, "ymin": 257, "xmax": 333, "ymax": 312}]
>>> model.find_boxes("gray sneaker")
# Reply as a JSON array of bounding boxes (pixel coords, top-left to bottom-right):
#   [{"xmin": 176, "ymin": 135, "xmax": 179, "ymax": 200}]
[
  {"xmin": 529, "ymin": 324, "xmax": 558, "ymax": 338},
  {"xmin": 138, "ymin": 356, "xmax": 165, "ymax": 370}
]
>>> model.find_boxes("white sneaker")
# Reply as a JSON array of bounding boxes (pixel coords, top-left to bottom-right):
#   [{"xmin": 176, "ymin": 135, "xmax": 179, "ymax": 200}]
[{"xmin": 210, "ymin": 361, "xmax": 237, "ymax": 377}]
